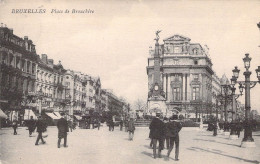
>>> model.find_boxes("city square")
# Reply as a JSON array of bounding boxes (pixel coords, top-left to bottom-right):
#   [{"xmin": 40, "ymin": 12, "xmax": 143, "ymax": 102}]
[
  {"xmin": 1, "ymin": 0, "xmax": 260, "ymax": 164},
  {"xmin": 1, "ymin": 126, "xmax": 260, "ymax": 164}
]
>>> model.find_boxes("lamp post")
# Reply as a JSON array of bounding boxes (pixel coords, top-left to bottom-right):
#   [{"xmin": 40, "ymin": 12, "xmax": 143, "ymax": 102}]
[
  {"xmin": 231, "ymin": 54, "xmax": 260, "ymax": 147},
  {"xmin": 229, "ymin": 75, "xmax": 243, "ymax": 139},
  {"xmin": 220, "ymin": 83, "xmax": 232, "ymax": 133}
]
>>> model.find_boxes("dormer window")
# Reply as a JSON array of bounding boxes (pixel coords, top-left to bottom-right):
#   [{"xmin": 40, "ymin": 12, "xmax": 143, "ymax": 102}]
[
  {"xmin": 193, "ymin": 48, "xmax": 198, "ymax": 55},
  {"xmin": 174, "ymin": 46, "xmax": 181, "ymax": 53}
]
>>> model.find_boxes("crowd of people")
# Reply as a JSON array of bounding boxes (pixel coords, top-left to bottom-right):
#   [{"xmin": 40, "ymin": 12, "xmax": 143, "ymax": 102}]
[{"xmin": 149, "ymin": 112, "xmax": 182, "ymax": 161}]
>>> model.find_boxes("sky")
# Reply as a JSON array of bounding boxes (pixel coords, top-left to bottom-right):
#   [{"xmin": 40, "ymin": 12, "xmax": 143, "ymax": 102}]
[{"xmin": 0, "ymin": 0, "xmax": 260, "ymax": 112}]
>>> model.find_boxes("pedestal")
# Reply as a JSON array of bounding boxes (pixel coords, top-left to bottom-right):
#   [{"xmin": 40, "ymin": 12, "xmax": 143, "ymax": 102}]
[
  {"xmin": 241, "ymin": 141, "xmax": 256, "ymax": 148},
  {"xmin": 229, "ymin": 134, "xmax": 238, "ymax": 140}
]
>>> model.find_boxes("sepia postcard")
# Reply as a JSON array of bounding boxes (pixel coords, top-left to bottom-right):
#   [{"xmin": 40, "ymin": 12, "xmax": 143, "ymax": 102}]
[{"xmin": 0, "ymin": 0, "xmax": 260, "ymax": 164}]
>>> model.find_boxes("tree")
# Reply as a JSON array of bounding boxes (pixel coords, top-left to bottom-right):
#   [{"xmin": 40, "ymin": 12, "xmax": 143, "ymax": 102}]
[{"xmin": 133, "ymin": 99, "xmax": 146, "ymax": 111}]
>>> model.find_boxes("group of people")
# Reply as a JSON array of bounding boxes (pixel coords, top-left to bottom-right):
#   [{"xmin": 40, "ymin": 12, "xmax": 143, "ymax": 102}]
[
  {"xmin": 11, "ymin": 114, "xmax": 72, "ymax": 148},
  {"xmin": 149, "ymin": 112, "xmax": 182, "ymax": 161},
  {"xmin": 107, "ymin": 117, "xmax": 136, "ymax": 141}
]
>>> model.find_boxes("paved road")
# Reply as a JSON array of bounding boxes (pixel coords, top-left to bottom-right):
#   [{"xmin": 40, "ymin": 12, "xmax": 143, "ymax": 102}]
[{"xmin": 1, "ymin": 125, "xmax": 260, "ymax": 164}]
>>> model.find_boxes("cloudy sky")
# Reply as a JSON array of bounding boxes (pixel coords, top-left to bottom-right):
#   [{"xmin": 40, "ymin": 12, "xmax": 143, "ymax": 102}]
[{"xmin": 1, "ymin": 0, "xmax": 260, "ymax": 111}]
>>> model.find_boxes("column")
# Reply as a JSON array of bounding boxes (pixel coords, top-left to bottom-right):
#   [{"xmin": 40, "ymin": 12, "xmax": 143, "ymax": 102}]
[
  {"xmin": 182, "ymin": 74, "xmax": 185, "ymax": 101},
  {"xmin": 163, "ymin": 74, "xmax": 167, "ymax": 94},
  {"xmin": 167, "ymin": 74, "xmax": 171, "ymax": 102},
  {"xmin": 187, "ymin": 74, "xmax": 190, "ymax": 101}
]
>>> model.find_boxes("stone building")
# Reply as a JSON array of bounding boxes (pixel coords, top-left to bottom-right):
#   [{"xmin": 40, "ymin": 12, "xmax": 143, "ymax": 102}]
[
  {"xmin": 147, "ymin": 34, "xmax": 221, "ymax": 116},
  {"xmin": 36, "ymin": 54, "xmax": 66, "ymax": 113},
  {"xmin": 0, "ymin": 26, "xmax": 38, "ymax": 121}
]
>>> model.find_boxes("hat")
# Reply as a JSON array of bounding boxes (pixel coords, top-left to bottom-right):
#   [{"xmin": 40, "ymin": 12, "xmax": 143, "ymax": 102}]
[{"xmin": 170, "ymin": 114, "xmax": 178, "ymax": 120}]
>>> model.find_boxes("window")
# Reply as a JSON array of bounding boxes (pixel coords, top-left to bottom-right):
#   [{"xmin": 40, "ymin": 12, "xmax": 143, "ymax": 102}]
[
  {"xmin": 173, "ymin": 88, "xmax": 180, "ymax": 101},
  {"xmin": 174, "ymin": 47, "xmax": 181, "ymax": 53},
  {"xmin": 193, "ymin": 74, "xmax": 199, "ymax": 81},
  {"xmin": 193, "ymin": 48, "xmax": 198, "ymax": 55},
  {"xmin": 173, "ymin": 60, "xmax": 179, "ymax": 65},
  {"xmin": 194, "ymin": 60, "xmax": 198, "ymax": 65},
  {"xmin": 192, "ymin": 87, "xmax": 200, "ymax": 100}
]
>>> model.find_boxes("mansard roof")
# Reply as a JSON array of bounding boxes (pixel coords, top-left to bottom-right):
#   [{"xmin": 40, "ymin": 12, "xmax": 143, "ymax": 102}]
[{"xmin": 163, "ymin": 34, "xmax": 191, "ymax": 42}]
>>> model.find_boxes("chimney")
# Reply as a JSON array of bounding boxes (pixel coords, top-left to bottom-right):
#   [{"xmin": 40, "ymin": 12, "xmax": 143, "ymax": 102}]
[
  {"xmin": 41, "ymin": 54, "xmax": 48, "ymax": 64},
  {"xmin": 24, "ymin": 36, "xmax": 28, "ymax": 40},
  {"xmin": 48, "ymin": 59, "xmax": 54, "ymax": 65},
  {"xmin": 9, "ymin": 28, "xmax": 13, "ymax": 34},
  {"xmin": 1, "ymin": 23, "xmax": 3, "ymax": 27}
]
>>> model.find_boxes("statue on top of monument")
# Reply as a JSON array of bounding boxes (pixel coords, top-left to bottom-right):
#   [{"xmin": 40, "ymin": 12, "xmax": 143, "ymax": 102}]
[{"xmin": 154, "ymin": 30, "xmax": 161, "ymax": 43}]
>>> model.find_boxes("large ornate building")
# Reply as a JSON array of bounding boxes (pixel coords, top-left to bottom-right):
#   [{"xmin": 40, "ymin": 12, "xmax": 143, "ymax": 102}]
[
  {"xmin": 0, "ymin": 26, "xmax": 38, "ymax": 121},
  {"xmin": 147, "ymin": 34, "xmax": 219, "ymax": 116}
]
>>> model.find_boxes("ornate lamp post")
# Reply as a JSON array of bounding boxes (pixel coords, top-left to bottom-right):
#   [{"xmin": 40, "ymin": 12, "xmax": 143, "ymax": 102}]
[
  {"xmin": 229, "ymin": 75, "xmax": 243, "ymax": 139},
  {"xmin": 220, "ymin": 83, "xmax": 232, "ymax": 133},
  {"xmin": 231, "ymin": 54, "xmax": 260, "ymax": 147}
]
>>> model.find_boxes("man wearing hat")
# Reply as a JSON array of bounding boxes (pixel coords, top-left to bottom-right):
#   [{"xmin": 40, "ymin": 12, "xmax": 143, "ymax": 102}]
[
  {"xmin": 57, "ymin": 114, "xmax": 69, "ymax": 148},
  {"xmin": 167, "ymin": 114, "xmax": 182, "ymax": 161},
  {"xmin": 149, "ymin": 112, "xmax": 165, "ymax": 159},
  {"xmin": 35, "ymin": 116, "xmax": 46, "ymax": 145}
]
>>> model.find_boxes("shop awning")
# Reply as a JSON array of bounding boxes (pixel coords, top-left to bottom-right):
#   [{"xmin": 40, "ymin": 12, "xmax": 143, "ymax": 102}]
[
  {"xmin": 0, "ymin": 108, "xmax": 7, "ymax": 119},
  {"xmin": 24, "ymin": 109, "xmax": 37, "ymax": 120},
  {"xmin": 74, "ymin": 115, "xmax": 82, "ymax": 120},
  {"xmin": 45, "ymin": 112, "xmax": 60, "ymax": 120},
  {"xmin": 53, "ymin": 112, "xmax": 62, "ymax": 119}
]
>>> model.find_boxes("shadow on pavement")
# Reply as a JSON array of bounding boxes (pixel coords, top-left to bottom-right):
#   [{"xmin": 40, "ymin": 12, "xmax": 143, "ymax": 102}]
[
  {"xmin": 194, "ymin": 138, "xmax": 240, "ymax": 147},
  {"xmin": 141, "ymin": 151, "xmax": 154, "ymax": 158},
  {"xmin": 187, "ymin": 147, "xmax": 259, "ymax": 164}
]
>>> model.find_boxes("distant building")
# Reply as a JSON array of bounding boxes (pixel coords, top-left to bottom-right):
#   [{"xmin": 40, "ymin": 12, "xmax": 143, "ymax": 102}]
[{"xmin": 147, "ymin": 34, "xmax": 222, "ymax": 118}]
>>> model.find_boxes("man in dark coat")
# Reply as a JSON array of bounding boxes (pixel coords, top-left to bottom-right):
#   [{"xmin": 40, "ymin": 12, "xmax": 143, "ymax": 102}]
[
  {"xmin": 167, "ymin": 115, "xmax": 182, "ymax": 161},
  {"xmin": 57, "ymin": 115, "xmax": 69, "ymax": 148},
  {"xmin": 35, "ymin": 116, "xmax": 46, "ymax": 145},
  {"xmin": 27, "ymin": 116, "xmax": 36, "ymax": 137},
  {"xmin": 12, "ymin": 119, "xmax": 18, "ymax": 135},
  {"xmin": 149, "ymin": 112, "xmax": 165, "ymax": 159}
]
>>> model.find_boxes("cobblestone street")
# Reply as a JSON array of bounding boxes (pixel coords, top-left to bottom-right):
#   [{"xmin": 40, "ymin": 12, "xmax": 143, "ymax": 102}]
[{"xmin": 1, "ymin": 126, "xmax": 260, "ymax": 164}]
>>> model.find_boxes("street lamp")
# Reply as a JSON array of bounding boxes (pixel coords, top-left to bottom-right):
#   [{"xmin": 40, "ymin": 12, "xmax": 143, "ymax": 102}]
[
  {"xmin": 229, "ymin": 76, "xmax": 243, "ymax": 139},
  {"xmin": 231, "ymin": 53, "xmax": 260, "ymax": 147}
]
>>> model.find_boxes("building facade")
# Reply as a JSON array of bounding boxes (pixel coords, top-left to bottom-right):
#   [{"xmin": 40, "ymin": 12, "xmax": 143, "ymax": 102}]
[
  {"xmin": 0, "ymin": 26, "xmax": 38, "ymax": 121},
  {"xmin": 147, "ymin": 34, "xmax": 219, "ymax": 116}
]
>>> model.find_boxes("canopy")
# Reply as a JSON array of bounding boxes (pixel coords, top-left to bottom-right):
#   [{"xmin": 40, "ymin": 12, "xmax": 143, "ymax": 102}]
[
  {"xmin": 0, "ymin": 108, "xmax": 7, "ymax": 119},
  {"xmin": 74, "ymin": 115, "xmax": 82, "ymax": 120},
  {"xmin": 45, "ymin": 112, "xmax": 60, "ymax": 119},
  {"xmin": 53, "ymin": 112, "xmax": 62, "ymax": 119},
  {"xmin": 24, "ymin": 109, "xmax": 37, "ymax": 120}
]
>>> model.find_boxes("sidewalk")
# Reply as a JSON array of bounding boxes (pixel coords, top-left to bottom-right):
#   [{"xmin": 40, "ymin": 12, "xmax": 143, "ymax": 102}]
[{"xmin": 0, "ymin": 126, "xmax": 259, "ymax": 164}]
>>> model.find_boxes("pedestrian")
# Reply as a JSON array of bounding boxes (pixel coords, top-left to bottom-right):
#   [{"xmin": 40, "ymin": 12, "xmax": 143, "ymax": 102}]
[
  {"xmin": 125, "ymin": 119, "xmax": 129, "ymax": 132},
  {"xmin": 57, "ymin": 114, "xmax": 69, "ymax": 148},
  {"xmin": 119, "ymin": 119, "xmax": 123, "ymax": 131},
  {"xmin": 213, "ymin": 122, "xmax": 217, "ymax": 136},
  {"xmin": 149, "ymin": 112, "xmax": 165, "ymax": 159},
  {"xmin": 97, "ymin": 119, "xmax": 100, "ymax": 130},
  {"xmin": 236, "ymin": 121, "xmax": 242, "ymax": 138},
  {"xmin": 167, "ymin": 115, "xmax": 182, "ymax": 161},
  {"xmin": 68, "ymin": 119, "xmax": 73, "ymax": 132},
  {"xmin": 12, "ymin": 119, "xmax": 18, "ymax": 135},
  {"xmin": 35, "ymin": 116, "xmax": 46, "ymax": 145},
  {"xmin": 27, "ymin": 116, "xmax": 36, "ymax": 137},
  {"xmin": 128, "ymin": 118, "xmax": 135, "ymax": 140},
  {"xmin": 164, "ymin": 117, "xmax": 170, "ymax": 149}
]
